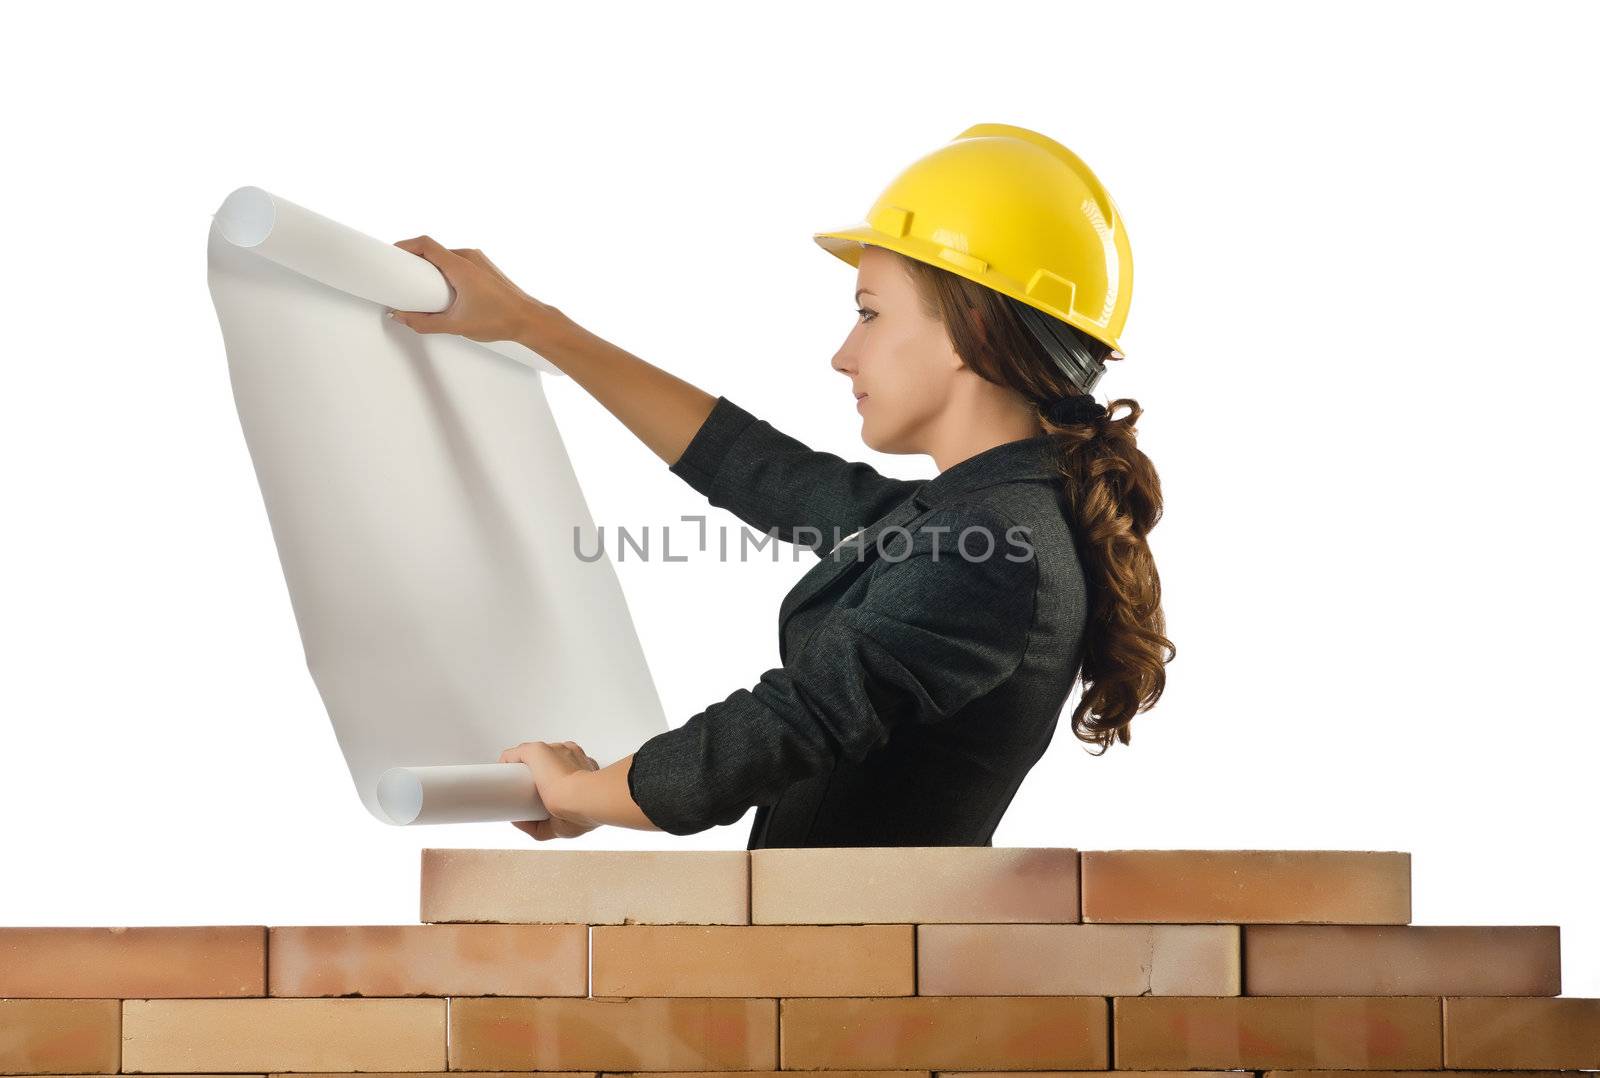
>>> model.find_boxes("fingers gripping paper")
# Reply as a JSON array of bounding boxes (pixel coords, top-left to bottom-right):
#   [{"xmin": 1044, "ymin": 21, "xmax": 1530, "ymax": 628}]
[{"xmin": 206, "ymin": 186, "xmax": 668, "ymax": 826}]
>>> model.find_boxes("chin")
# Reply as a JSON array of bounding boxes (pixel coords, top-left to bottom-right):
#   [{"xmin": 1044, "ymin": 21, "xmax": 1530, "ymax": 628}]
[{"xmin": 858, "ymin": 416, "xmax": 908, "ymax": 456}]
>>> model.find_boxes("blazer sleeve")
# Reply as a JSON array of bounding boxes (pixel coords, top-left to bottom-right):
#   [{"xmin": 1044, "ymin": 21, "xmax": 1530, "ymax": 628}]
[
  {"xmin": 626, "ymin": 505, "xmax": 1039, "ymax": 836},
  {"xmin": 668, "ymin": 395, "xmax": 925, "ymax": 555}
]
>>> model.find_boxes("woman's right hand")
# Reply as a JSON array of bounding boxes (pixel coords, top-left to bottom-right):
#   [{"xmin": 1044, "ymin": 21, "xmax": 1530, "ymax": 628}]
[
  {"xmin": 388, "ymin": 235, "xmax": 566, "ymax": 347},
  {"xmin": 499, "ymin": 740, "xmax": 602, "ymax": 841}
]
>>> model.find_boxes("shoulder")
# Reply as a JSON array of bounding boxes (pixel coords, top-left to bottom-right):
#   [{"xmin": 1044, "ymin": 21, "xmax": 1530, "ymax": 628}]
[
  {"xmin": 896, "ymin": 501, "xmax": 1030, "ymax": 552},
  {"xmin": 924, "ymin": 477, "xmax": 1072, "ymax": 554},
  {"xmin": 862, "ymin": 502, "xmax": 1040, "ymax": 605}
]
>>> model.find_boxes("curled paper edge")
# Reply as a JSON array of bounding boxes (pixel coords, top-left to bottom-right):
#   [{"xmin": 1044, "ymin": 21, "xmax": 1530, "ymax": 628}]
[{"xmin": 377, "ymin": 762, "xmax": 551, "ymax": 826}]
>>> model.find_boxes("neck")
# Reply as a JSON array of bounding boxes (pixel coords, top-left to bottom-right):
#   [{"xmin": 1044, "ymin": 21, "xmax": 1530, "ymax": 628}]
[{"xmin": 925, "ymin": 400, "xmax": 1044, "ymax": 473}]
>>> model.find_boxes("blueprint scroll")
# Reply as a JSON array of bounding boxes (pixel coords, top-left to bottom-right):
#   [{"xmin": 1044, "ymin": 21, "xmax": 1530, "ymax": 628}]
[{"xmin": 206, "ymin": 186, "xmax": 668, "ymax": 825}]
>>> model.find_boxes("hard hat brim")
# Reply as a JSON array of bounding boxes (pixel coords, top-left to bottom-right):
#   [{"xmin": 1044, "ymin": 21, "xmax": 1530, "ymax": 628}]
[
  {"xmin": 813, "ymin": 226, "xmax": 871, "ymax": 267},
  {"xmin": 812, "ymin": 225, "xmax": 1125, "ymax": 357}
]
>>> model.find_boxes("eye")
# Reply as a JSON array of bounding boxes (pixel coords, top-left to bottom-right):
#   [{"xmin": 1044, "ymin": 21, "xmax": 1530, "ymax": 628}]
[{"xmin": 855, "ymin": 306, "xmax": 877, "ymax": 323}]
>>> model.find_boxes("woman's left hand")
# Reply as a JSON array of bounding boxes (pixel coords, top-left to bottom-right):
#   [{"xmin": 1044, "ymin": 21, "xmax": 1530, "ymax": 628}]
[{"xmin": 499, "ymin": 740, "xmax": 601, "ymax": 841}]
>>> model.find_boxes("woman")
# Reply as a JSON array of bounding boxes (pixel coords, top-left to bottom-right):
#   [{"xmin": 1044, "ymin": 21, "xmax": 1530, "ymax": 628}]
[{"xmin": 387, "ymin": 123, "xmax": 1174, "ymax": 847}]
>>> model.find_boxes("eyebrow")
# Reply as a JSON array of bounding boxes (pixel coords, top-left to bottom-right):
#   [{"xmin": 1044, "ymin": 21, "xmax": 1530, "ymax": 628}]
[{"xmin": 855, "ymin": 288, "xmax": 876, "ymax": 300}]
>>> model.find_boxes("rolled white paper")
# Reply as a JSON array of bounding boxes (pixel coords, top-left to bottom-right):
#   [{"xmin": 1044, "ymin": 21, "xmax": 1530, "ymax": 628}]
[
  {"xmin": 377, "ymin": 762, "xmax": 548, "ymax": 826},
  {"xmin": 213, "ymin": 186, "xmax": 560, "ymax": 375},
  {"xmin": 207, "ymin": 186, "xmax": 670, "ymax": 826}
]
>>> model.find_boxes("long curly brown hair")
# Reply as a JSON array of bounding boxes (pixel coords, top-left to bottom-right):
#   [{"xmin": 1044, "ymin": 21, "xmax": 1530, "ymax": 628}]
[{"xmin": 891, "ymin": 249, "xmax": 1175, "ymax": 753}]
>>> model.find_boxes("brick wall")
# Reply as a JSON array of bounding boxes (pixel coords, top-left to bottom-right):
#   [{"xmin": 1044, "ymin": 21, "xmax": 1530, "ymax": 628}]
[{"xmin": 2, "ymin": 847, "xmax": 1597, "ymax": 1072}]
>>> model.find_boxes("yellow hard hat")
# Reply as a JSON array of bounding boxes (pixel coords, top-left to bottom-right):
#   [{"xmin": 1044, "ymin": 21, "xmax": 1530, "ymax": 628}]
[{"xmin": 814, "ymin": 122, "xmax": 1133, "ymax": 362}]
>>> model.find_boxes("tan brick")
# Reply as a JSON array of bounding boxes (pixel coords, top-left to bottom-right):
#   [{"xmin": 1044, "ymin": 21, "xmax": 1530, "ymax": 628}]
[
  {"xmin": 0, "ymin": 999, "xmax": 119, "ymax": 1073},
  {"xmin": 1245, "ymin": 925, "xmax": 1560, "ymax": 995},
  {"xmin": 420, "ymin": 848, "xmax": 749, "ymax": 924},
  {"xmin": 1444, "ymin": 996, "xmax": 1600, "ymax": 1068},
  {"xmin": 1113, "ymin": 995, "xmax": 1441, "ymax": 1068},
  {"xmin": 751, "ymin": 847, "xmax": 1078, "ymax": 924},
  {"xmin": 601, "ymin": 1068, "xmax": 921, "ymax": 1074},
  {"xmin": 918, "ymin": 923, "xmax": 1238, "ymax": 995},
  {"xmin": 267, "ymin": 923, "xmax": 586, "ymax": 996},
  {"xmin": 120, "ymin": 998, "xmax": 445, "ymax": 1071},
  {"xmin": 956, "ymin": 1073, "xmax": 1241, "ymax": 1078},
  {"xmin": 0, "ymin": 926, "xmax": 264, "ymax": 998},
  {"xmin": 1082, "ymin": 850, "xmax": 1411, "ymax": 924},
  {"xmin": 448, "ymin": 996, "xmax": 776, "ymax": 1070},
  {"xmin": 592, "ymin": 924, "xmax": 913, "ymax": 996},
  {"xmin": 780, "ymin": 996, "xmax": 1106, "ymax": 1069},
  {"xmin": 0, "ymin": 1068, "xmax": 928, "ymax": 1074},
  {"xmin": 268, "ymin": 1068, "xmax": 595, "ymax": 1074},
  {"xmin": 1266, "ymin": 1072, "xmax": 1573, "ymax": 1078}
]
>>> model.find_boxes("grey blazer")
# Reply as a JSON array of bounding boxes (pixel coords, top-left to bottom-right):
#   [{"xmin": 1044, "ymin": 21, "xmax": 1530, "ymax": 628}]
[{"xmin": 626, "ymin": 395, "xmax": 1090, "ymax": 848}]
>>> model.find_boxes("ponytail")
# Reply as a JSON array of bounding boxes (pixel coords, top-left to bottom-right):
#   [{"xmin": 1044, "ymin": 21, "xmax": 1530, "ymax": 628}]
[{"xmin": 893, "ymin": 251, "xmax": 1175, "ymax": 750}]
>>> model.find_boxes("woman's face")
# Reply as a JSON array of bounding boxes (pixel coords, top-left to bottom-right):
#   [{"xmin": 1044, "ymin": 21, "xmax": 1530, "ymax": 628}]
[{"xmin": 831, "ymin": 245, "xmax": 964, "ymax": 454}]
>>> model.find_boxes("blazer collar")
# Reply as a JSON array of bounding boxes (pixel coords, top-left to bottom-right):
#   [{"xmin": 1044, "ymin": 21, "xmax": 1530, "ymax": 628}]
[{"xmin": 912, "ymin": 432, "xmax": 1059, "ymax": 507}]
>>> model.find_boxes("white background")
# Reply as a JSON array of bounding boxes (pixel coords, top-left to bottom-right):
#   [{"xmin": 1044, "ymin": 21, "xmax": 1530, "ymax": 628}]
[{"xmin": 3, "ymin": 1, "xmax": 1596, "ymax": 995}]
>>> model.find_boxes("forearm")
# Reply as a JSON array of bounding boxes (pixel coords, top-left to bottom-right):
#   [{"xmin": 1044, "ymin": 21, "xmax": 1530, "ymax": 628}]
[
  {"xmin": 514, "ymin": 306, "xmax": 714, "ymax": 468},
  {"xmin": 547, "ymin": 753, "xmax": 663, "ymax": 832}
]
